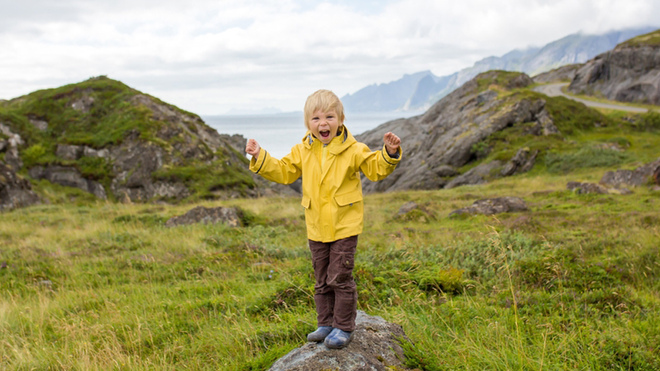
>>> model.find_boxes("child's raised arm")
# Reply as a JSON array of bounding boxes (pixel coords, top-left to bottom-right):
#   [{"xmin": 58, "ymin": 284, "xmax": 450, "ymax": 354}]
[
  {"xmin": 384, "ymin": 132, "xmax": 401, "ymax": 156},
  {"xmin": 245, "ymin": 138, "xmax": 261, "ymax": 158}
]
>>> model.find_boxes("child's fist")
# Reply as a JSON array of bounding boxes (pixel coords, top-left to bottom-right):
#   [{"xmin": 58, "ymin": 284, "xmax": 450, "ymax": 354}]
[
  {"xmin": 246, "ymin": 139, "xmax": 261, "ymax": 157},
  {"xmin": 384, "ymin": 132, "xmax": 401, "ymax": 156}
]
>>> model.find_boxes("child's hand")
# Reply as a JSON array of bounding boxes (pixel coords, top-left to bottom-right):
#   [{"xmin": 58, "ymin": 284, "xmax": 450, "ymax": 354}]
[
  {"xmin": 246, "ymin": 139, "xmax": 261, "ymax": 158},
  {"xmin": 384, "ymin": 132, "xmax": 401, "ymax": 156}
]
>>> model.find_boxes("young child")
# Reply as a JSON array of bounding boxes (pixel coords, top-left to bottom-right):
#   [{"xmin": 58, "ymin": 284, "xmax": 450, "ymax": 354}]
[{"xmin": 245, "ymin": 89, "xmax": 402, "ymax": 349}]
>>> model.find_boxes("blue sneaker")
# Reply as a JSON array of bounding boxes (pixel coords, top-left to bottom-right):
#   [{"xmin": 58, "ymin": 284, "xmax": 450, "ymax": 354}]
[
  {"xmin": 307, "ymin": 326, "xmax": 333, "ymax": 342},
  {"xmin": 324, "ymin": 328, "xmax": 353, "ymax": 349}
]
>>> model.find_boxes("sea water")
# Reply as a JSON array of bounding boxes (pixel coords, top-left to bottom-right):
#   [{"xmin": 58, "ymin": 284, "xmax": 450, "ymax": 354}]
[{"xmin": 203, "ymin": 111, "xmax": 421, "ymax": 159}]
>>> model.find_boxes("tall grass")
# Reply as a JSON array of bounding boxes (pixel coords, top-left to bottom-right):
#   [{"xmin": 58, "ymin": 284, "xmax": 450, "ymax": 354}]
[{"xmin": 1, "ymin": 168, "xmax": 660, "ymax": 369}]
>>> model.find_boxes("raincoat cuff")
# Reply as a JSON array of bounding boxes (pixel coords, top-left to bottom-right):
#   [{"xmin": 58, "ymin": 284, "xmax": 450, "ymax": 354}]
[
  {"xmin": 249, "ymin": 149, "xmax": 268, "ymax": 173},
  {"xmin": 381, "ymin": 145, "xmax": 402, "ymax": 165}
]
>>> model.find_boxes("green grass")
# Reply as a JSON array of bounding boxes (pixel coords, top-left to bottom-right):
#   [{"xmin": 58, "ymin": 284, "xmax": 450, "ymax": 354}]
[
  {"xmin": 619, "ymin": 28, "xmax": 660, "ymax": 47},
  {"xmin": 2, "ymin": 169, "xmax": 659, "ymax": 370}
]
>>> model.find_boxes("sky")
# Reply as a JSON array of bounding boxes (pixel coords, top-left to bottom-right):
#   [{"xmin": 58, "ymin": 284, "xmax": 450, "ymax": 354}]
[{"xmin": 1, "ymin": 0, "xmax": 659, "ymax": 115}]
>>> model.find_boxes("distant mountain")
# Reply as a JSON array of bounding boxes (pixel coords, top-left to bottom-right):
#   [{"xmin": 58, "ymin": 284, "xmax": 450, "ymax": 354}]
[{"xmin": 342, "ymin": 26, "xmax": 657, "ymax": 112}]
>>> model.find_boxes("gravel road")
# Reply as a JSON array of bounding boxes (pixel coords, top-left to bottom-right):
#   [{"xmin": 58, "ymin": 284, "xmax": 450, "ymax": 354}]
[{"xmin": 532, "ymin": 83, "xmax": 649, "ymax": 113}]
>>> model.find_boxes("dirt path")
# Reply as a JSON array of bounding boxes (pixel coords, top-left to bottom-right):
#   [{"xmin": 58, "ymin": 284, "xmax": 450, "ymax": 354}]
[{"xmin": 533, "ymin": 83, "xmax": 650, "ymax": 113}]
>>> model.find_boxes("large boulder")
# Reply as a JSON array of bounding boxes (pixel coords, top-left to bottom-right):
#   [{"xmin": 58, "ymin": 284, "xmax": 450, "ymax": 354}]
[
  {"xmin": 268, "ymin": 311, "xmax": 412, "ymax": 371},
  {"xmin": 28, "ymin": 165, "xmax": 107, "ymax": 199},
  {"xmin": 0, "ymin": 162, "xmax": 40, "ymax": 211},
  {"xmin": 445, "ymin": 160, "xmax": 503, "ymax": 189},
  {"xmin": 600, "ymin": 158, "xmax": 660, "ymax": 188},
  {"xmin": 450, "ymin": 197, "xmax": 528, "ymax": 216},
  {"xmin": 568, "ymin": 29, "xmax": 660, "ymax": 105}
]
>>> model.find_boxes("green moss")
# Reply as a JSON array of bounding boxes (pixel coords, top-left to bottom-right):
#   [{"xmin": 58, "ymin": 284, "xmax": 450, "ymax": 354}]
[
  {"xmin": 414, "ymin": 267, "xmax": 465, "ymax": 295},
  {"xmin": 475, "ymin": 70, "xmax": 530, "ymax": 92},
  {"xmin": 619, "ymin": 28, "xmax": 660, "ymax": 47}
]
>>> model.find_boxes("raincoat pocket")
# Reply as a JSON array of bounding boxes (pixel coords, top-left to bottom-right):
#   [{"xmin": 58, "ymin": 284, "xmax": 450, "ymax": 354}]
[
  {"xmin": 334, "ymin": 189, "xmax": 363, "ymax": 224},
  {"xmin": 334, "ymin": 189, "xmax": 362, "ymax": 207}
]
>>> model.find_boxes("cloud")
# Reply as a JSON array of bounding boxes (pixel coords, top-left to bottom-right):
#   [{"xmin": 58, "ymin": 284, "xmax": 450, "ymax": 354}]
[{"xmin": 0, "ymin": 0, "xmax": 658, "ymax": 114}]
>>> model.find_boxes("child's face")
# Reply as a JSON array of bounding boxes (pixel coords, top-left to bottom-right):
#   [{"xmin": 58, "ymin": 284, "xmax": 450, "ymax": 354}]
[{"xmin": 309, "ymin": 109, "xmax": 340, "ymax": 145}]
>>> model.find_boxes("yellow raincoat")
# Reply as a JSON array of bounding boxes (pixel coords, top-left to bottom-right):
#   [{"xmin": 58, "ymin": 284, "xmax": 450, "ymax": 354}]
[{"xmin": 249, "ymin": 127, "xmax": 402, "ymax": 242}]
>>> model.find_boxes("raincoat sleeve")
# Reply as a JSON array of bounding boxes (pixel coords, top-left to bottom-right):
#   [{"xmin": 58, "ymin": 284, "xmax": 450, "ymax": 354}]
[
  {"xmin": 249, "ymin": 146, "xmax": 302, "ymax": 184},
  {"xmin": 357, "ymin": 143, "xmax": 402, "ymax": 182}
]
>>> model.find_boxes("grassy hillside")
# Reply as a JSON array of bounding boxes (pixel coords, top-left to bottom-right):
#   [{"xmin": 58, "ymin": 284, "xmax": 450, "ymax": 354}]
[
  {"xmin": 0, "ymin": 76, "xmax": 256, "ymax": 202},
  {"xmin": 619, "ymin": 28, "xmax": 660, "ymax": 47},
  {"xmin": 1, "ymin": 160, "xmax": 659, "ymax": 369}
]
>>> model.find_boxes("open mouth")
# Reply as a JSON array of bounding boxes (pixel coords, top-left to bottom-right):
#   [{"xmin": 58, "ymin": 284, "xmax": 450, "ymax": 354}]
[{"xmin": 319, "ymin": 130, "xmax": 330, "ymax": 139}]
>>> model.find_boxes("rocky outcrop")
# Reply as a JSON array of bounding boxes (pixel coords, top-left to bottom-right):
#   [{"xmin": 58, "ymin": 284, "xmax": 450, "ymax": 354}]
[
  {"xmin": 566, "ymin": 181, "xmax": 632, "ymax": 195},
  {"xmin": 568, "ymin": 29, "xmax": 660, "ymax": 105},
  {"xmin": 268, "ymin": 311, "xmax": 411, "ymax": 371},
  {"xmin": 500, "ymin": 148, "xmax": 539, "ymax": 177},
  {"xmin": 600, "ymin": 158, "xmax": 660, "ymax": 188},
  {"xmin": 567, "ymin": 181, "xmax": 609, "ymax": 194},
  {"xmin": 28, "ymin": 166, "xmax": 107, "ymax": 199},
  {"xmin": 533, "ymin": 64, "xmax": 582, "ymax": 83},
  {"xmin": 165, "ymin": 206, "xmax": 243, "ymax": 227},
  {"xmin": 0, "ymin": 162, "xmax": 40, "ymax": 211},
  {"xmin": 357, "ymin": 71, "xmax": 554, "ymax": 193},
  {"xmin": 449, "ymin": 197, "xmax": 528, "ymax": 216},
  {"xmin": 0, "ymin": 123, "xmax": 24, "ymax": 170},
  {"xmin": 0, "ymin": 77, "xmax": 291, "ymax": 204},
  {"xmin": 445, "ymin": 161, "xmax": 503, "ymax": 189}
]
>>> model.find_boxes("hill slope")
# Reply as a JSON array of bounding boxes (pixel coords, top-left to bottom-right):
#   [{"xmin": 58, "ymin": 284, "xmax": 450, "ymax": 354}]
[
  {"xmin": 356, "ymin": 70, "xmax": 660, "ymax": 193},
  {"xmin": 0, "ymin": 76, "xmax": 290, "ymax": 205}
]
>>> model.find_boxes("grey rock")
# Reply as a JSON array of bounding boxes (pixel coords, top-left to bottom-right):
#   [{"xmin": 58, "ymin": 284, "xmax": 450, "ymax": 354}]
[
  {"xmin": 165, "ymin": 206, "xmax": 243, "ymax": 227},
  {"xmin": 29, "ymin": 117, "xmax": 49, "ymax": 131},
  {"xmin": 71, "ymin": 95, "xmax": 95, "ymax": 112},
  {"xmin": 0, "ymin": 140, "xmax": 6, "ymax": 152},
  {"xmin": 28, "ymin": 165, "xmax": 107, "ymax": 199},
  {"xmin": 568, "ymin": 41, "xmax": 660, "ymax": 105},
  {"xmin": 4, "ymin": 133, "xmax": 24, "ymax": 170},
  {"xmin": 533, "ymin": 64, "xmax": 582, "ymax": 83},
  {"xmin": 600, "ymin": 158, "xmax": 660, "ymax": 188},
  {"xmin": 268, "ymin": 311, "xmax": 411, "ymax": 371},
  {"xmin": 535, "ymin": 109, "xmax": 560, "ymax": 135},
  {"xmin": 433, "ymin": 164, "xmax": 459, "ymax": 178},
  {"xmin": 450, "ymin": 197, "xmax": 528, "ymax": 216},
  {"xmin": 445, "ymin": 160, "xmax": 503, "ymax": 189},
  {"xmin": 0, "ymin": 123, "xmax": 14, "ymax": 137},
  {"xmin": 83, "ymin": 146, "xmax": 110, "ymax": 159},
  {"xmin": 0, "ymin": 161, "xmax": 40, "ymax": 211},
  {"xmin": 56, "ymin": 144, "xmax": 83, "ymax": 160},
  {"xmin": 567, "ymin": 182, "xmax": 609, "ymax": 194},
  {"xmin": 397, "ymin": 201, "xmax": 419, "ymax": 216},
  {"xmin": 501, "ymin": 148, "xmax": 539, "ymax": 177}
]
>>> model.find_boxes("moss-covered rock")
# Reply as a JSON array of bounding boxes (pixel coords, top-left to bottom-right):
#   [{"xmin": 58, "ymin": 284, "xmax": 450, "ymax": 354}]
[{"xmin": 0, "ymin": 76, "xmax": 269, "ymax": 203}]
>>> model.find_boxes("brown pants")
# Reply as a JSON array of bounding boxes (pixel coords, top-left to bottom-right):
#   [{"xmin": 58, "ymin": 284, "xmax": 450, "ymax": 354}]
[{"xmin": 308, "ymin": 235, "xmax": 358, "ymax": 332}]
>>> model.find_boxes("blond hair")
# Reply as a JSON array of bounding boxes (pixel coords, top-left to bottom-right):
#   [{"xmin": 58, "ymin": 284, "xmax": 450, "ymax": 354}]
[{"xmin": 303, "ymin": 89, "xmax": 345, "ymax": 131}]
